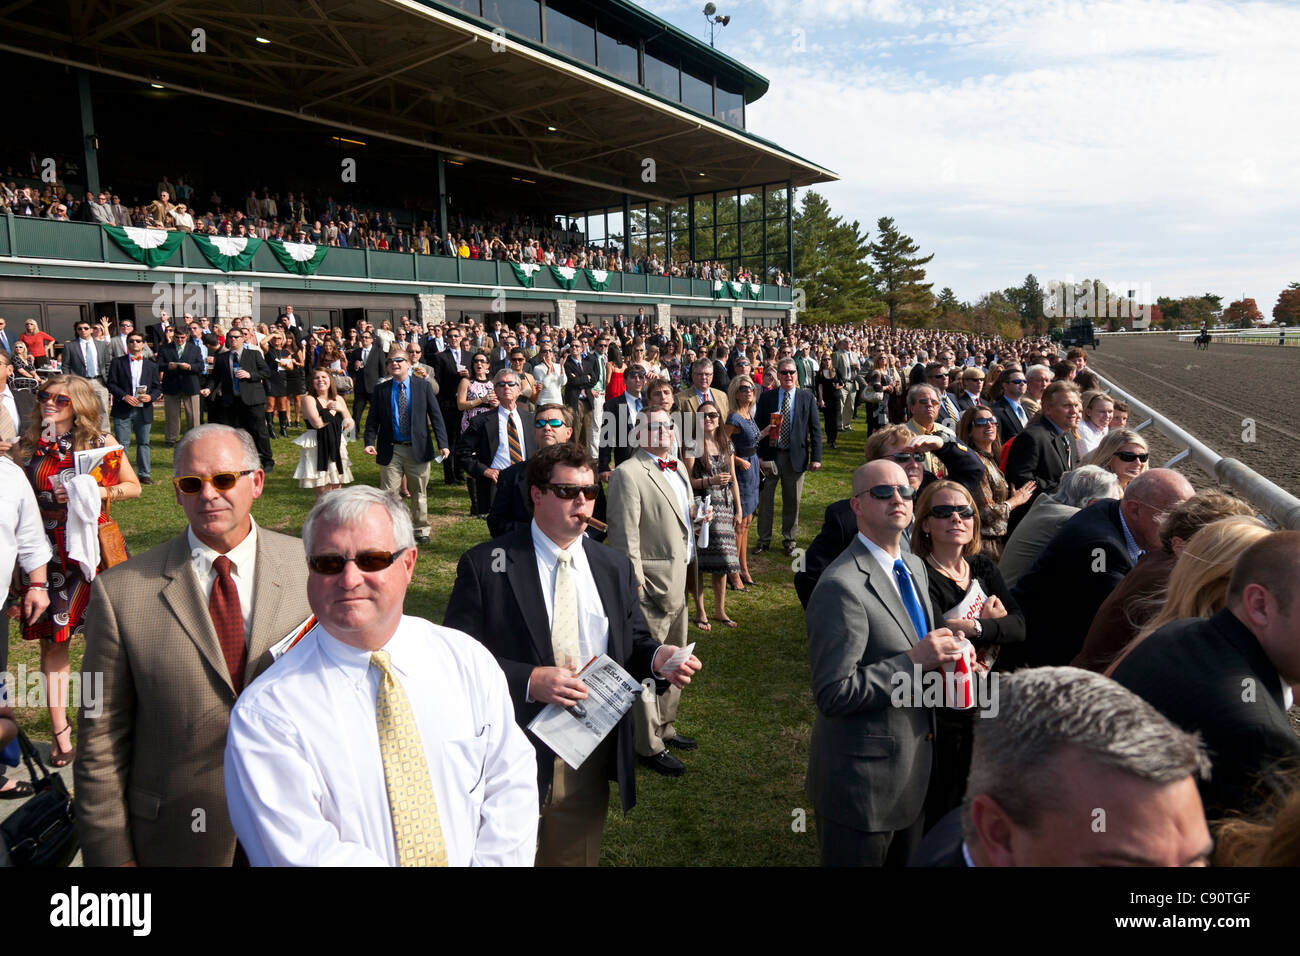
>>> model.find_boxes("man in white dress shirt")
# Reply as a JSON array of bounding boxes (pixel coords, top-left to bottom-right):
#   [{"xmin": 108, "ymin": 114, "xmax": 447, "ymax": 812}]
[{"xmin": 225, "ymin": 486, "xmax": 538, "ymax": 866}]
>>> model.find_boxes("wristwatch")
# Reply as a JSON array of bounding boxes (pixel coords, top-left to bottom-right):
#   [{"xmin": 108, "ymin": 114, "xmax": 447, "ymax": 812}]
[{"xmin": 970, "ymin": 618, "xmax": 983, "ymax": 637}]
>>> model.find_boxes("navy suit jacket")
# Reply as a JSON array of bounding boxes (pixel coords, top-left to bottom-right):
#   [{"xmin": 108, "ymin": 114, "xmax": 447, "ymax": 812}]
[
  {"xmin": 107, "ymin": 355, "xmax": 162, "ymax": 419},
  {"xmin": 755, "ymin": 386, "xmax": 822, "ymax": 473},
  {"xmin": 1002, "ymin": 498, "xmax": 1132, "ymax": 670},
  {"xmin": 364, "ymin": 375, "xmax": 448, "ymax": 466},
  {"xmin": 444, "ymin": 528, "xmax": 664, "ymax": 813},
  {"xmin": 991, "ymin": 395, "xmax": 1027, "ymax": 441},
  {"xmin": 158, "ymin": 341, "xmax": 204, "ymax": 396}
]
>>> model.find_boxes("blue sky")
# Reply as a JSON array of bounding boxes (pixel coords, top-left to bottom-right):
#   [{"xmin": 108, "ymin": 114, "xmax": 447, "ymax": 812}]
[{"xmin": 651, "ymin": 0, "xmax": 1300, "ymax": 309}]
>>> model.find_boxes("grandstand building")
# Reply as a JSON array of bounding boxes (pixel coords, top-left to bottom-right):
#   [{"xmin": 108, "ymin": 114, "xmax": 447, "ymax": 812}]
[{"xmin": 0, "ymin": 0, "xmax": 836, "ymax": 337}]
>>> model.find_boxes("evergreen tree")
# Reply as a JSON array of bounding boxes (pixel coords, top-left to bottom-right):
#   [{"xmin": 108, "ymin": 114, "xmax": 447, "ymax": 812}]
[
  {"xmin": 869, "ymin": 217, "xmax": 934, "ymax": 330},
  {"xmin": 791, "ymin": 191, "xmax": 878, "ymax": 324}
]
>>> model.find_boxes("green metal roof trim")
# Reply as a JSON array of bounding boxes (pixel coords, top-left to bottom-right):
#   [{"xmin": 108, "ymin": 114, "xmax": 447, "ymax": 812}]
[{"xmin": 421, "ymin": 0, "xmax": 770, "ymax": 102}]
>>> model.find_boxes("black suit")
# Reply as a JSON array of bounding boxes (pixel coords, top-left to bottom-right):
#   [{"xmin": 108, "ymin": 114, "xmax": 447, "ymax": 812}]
[
  {"xmin": 1112, "ymin": 609, "xmax": 1300, "ymax": 819},
  {"xmin": 454, "ymin": 405, "xmax": 537, "ymax": 516},
  {"xmin": 908, "ymin": 807, "xmax": 967, "ymax": 868},
  {"xmin": 1000, "ymin": 498, "xmax": 1133, "ymax": 671},
  {"xmin": 1004, "ymin": 419, "xmax": 1073, "ymax": 530},
  {"xmin": 434, "ymin": 348, "xmax": 467, "ymax": 481},
  {"xmin": 157, "ymin": 341, "xmax": 203, "ymax": 396},
  {"xmin": 486, "ymin": 462, "xmax": 607, "ymax": 541},
  {"xmin": 563, "ymin": 355, "xmax": 595, "ymax": 411},
  {"xmin": 213, "ymin": 347, "xmax": 275, "ymax": 467},
  {"xmin": 597, "ymin": 392, "xmax": 643, "ymax": 474},
  {"xmin": 346, "ymin": 345, "xmax": 384, "ymax": 424},
  {"xmin": 363, "ymin": 375, "xmax": 448, "ymax": 466},
  {"xmin": 991, "ymin": 396, "xmax": 1028, "ymax": 441},
  {"xmin": 444, "ymin": 529, "xmax": 667, "ymax": 824}
]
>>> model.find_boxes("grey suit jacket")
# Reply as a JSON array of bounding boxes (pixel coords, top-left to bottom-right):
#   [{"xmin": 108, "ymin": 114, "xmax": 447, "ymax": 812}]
[
  {"xmin": 997, "ymin": 496, "xmax": 1080, "ymax": 590},
  {"xmin": 63, "ymin": 337, "xmax": 112, "ymax": 382},
  {"xmin": 75, "ymin": 527, "xmax": 310, "ymax": 866},
  {"xmin": 805, "ymin": 536, "xmax": 937, "ymax": 833}
]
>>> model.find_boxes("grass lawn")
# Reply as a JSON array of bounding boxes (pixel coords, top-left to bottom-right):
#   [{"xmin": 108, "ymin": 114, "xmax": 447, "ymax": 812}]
[{"xmin": 6, "ymin": 416, "xmax": 868, "ymax": 866}]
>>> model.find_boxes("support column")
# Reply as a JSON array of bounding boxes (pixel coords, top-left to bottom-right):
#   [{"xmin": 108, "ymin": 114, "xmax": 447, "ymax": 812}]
[
  {"xmin": 785, "ymin": 180, "xmax": 794, "ymax": 285},
  {"xmin": 417, "ymin": 293, "xmax": 446, "ymax": 327},
  {"xmin": 556, "ymin": 299, "xmax": 577, "ymax": 329},
  {"xmin": 622, "ymin": 192, "xmax": 632, "ymax": 261},
  {"xmin": 655, "ymin": 303, "xmax": 672, "ymax": 330},
  {"xmin": 730, "ymin": 305, "xmax": 745, "ymax": 327},
  {"xmin": 437, "ymin": 152, "xmax": 448, "ymax": 239},
  {"xmin": 77, "ymin": 70, "xmax": 101, "ymax": 195}
]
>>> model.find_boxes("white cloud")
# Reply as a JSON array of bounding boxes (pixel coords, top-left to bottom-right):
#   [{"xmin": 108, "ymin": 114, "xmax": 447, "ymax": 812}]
[{"xmin": 690, "ymin": 0, "xmax": 1300, "ymax": 301}]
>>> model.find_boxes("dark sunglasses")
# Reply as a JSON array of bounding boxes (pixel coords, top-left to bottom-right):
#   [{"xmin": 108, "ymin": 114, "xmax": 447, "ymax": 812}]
[
  {"xmin": 307, "ymin": 549, "xmax": 408, "ymax": 575},
  {"xmin": 973, "ymin": 418, "xmax": 998, "ymax": 427},
  {"xmin": 1115, "ymin": 451, "xmax": 1149, "ymax": 463},
  {"xmin": 929, "ymin": 505, "xmax": 975, "ymax": 520},
  {"xmin": 494, "ymin": 380, "xmax": 520, "ymax": 388},
  {"xmin": 37, "ymin": 390, "xmax": 73, "ymax": 408},
  {"xmin": 1006, "ymin": 379, "xmax": 1027, "ymax": 385},
  {"xmin": 546, "ymin": 483, "xmax": 600, "ymax": 501},
  {"xmin": 702, "ymin": 412, "xmax": 720, "ymax": 420},
  {"xmin": 889, "ymin": 453, "xmax": 925, "ymax": 464},
  {"xmin": 172, "ymin": 470, "xmax": 255, "ymax": 494},
  {"xmin": 534, "ymin": 418, "xmax": 566, "ymax": 429},
  {"xmin": 860, "ymin": 484, "xmax": 916, "ymax": 500}
]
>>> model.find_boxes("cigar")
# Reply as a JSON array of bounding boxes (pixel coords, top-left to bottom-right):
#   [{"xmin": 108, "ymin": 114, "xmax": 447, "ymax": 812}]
[{"xmin": 582, "ymin": 515, "xmax": 608, "ymax": 533}]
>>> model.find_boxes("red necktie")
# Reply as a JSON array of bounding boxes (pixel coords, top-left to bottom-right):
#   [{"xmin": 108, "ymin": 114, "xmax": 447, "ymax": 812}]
[
  {"xmin": 209, "ymin": 555, "xmax": 247, "ymax": 693},
  {"xmin": 656, "ymin": 458, "xmax": 677, "ymax": 472}
]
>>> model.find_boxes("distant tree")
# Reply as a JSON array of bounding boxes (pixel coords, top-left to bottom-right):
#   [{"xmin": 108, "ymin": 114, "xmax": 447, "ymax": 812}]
[
  {"xmin": 791, "ymin": 191, "xmax": 879, "ymax": 324},
  {"xmin": 1018, "ymin": 274, "xmax": 1045, "ymax": 330},
  {"xmin": 1224, "ymin": 298, "xmax": 1263, "ymax": 328},
  {"xmin": 869, "ymin": 217, "xmax": 934, "ymax": 330},
  {"xmin": 1273, "ymin": 283, "xmax": 1300, "ymax": 326}
]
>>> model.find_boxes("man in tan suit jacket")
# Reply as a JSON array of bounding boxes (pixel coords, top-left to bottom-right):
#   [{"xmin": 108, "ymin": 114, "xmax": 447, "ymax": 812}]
[
  {"xmin": 605, "ymin": 407, "xmax": 697, "ymax": 777},
  {"xmin": 675, "ymin": 358, "xmax": 730, "ymax": 423},
  {"xmin": 76, "ymin": 424, "xmax": 310, "ymax": 866}
]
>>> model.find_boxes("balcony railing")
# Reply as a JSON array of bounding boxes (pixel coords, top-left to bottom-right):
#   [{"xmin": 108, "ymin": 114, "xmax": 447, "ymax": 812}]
[{"xmin": 0, "ymin": 216, "xmax": 793, "ymax": 304}]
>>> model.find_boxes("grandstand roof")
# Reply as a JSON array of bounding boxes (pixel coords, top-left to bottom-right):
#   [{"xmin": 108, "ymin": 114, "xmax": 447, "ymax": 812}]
[{"xmin": 0, "ymin": 0, "xmax": 837, "ymax": 208}]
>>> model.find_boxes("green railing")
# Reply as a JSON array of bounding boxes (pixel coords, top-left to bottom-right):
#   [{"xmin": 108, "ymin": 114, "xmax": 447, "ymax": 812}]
[{"xmin": 1, "ymin": 216, "xmax": 793, "ymax": 304}]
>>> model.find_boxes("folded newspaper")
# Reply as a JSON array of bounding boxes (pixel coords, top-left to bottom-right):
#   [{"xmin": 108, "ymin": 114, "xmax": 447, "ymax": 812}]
[{"xmin": 527, "ymin": 654, "xmax": 643, "ymax": 770}]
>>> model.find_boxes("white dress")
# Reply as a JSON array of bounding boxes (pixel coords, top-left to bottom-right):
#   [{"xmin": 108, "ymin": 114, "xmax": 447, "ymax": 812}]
[
  {"xmin": 533, "ymin": 364, "xmax": 566, "ymax": 405},
  {"xmin": 293, "ymin": 397, "xmax": 354, "ymax": 488}
]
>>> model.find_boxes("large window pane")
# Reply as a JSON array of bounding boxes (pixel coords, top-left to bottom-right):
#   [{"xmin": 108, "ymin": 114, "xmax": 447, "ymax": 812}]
[
  {"xmin": 545, "ymin": 3, "xmax": 595, "ymax": 64},
  {"xmin": 483, "ymin": 0, "xmax": 541, "ymax": 41},
  {"xmin": 670, "ymin": 205, "xmax": 690, "ymax": 265},
  {"xmin": 443, "ymin": 0, "xmax": 481, "ymax": 14},
  {"xmin": 644, "ymin": 49, "xmax": 679, "ymax": 100},
  {"xmin": 681, "ymin": 68, "xmax": 712, "ymax": 115},
  {"xmin": 597, "ymin": 27, "xmax": 639, "ymax": 84},
  {"xmin": 716, "ymin": 83, "xmax": 744, "ymax": 128}
]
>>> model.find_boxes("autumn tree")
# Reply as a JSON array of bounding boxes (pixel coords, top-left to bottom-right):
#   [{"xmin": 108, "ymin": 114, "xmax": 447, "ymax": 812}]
[
  {"xmin": 1224, "ymin": 298, "xmax": 1264, "ymax": 328},
  {"xmin": 1273, "ymin": 283, "xmax": 1300, "ymax": 325},
  {"xmin": 869, "ymin": 217, "xmax": 934, "ymax": 330}
]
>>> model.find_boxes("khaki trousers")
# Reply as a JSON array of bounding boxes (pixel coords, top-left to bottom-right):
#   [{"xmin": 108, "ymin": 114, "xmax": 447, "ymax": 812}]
[
  {"xmin": 632, "ymin": 598, "xmax": 688, "ymax": 757},
  {"xmin": 536, "ymin": 737, "xmax": 614, "ymax": 867},
  {"xmin": 380, "ymin": 444, "xmax": 430, "ymax": 536},
  {"xmin": 165, "ymin": 393, "xmax": 201, "ymax": 443}
]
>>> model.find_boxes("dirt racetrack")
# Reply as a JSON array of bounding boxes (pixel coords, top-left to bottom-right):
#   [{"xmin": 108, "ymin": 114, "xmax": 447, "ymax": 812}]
[{"xmin": 1085, "ymin": 335, "xmax": 1300, "ymax": 500}]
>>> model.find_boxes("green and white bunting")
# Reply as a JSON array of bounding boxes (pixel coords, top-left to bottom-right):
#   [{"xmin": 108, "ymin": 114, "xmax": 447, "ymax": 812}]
[
  {"xmin": 749, "ymin": 282, "xmax": 763, "ymax": 298},
  {"xmin": 549, "ymin": 265, "xmax": 577, "ymax": 290},
  {"xmin": 191, "ymin": 234, "xmax": 262, "ymax": 272},
  {"xmin": 268, "ymin": 240, "xmax": 328, "ymax": 275},
  {"xmin": 509, "ymin": 262, "xmax": 541, "ymax": 287},
  {"xmin": 584, "ymin": 268, "xmax": 611, "ymax": 291},
  {"xmin": 102, "ymin": 225, "xmax": 184, "ymax": 267}
]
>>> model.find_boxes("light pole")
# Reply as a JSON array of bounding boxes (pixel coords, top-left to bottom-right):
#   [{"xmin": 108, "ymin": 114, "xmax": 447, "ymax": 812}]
[{"xmin": 703, "ymin": 3, "xmax": 731, "ymax": 48}]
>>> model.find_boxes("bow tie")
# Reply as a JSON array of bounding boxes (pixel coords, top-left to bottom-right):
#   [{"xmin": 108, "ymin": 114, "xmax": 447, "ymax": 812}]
[
  {"xmin": 655, "ymin": 458, "xmax": 677, "ymax": 472},
  {"xmin": 131, "ymin": 356, "xmax": 143, "ymax": 362}
]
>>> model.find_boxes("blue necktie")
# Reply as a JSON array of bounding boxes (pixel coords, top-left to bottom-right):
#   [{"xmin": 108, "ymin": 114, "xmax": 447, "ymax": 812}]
[
  {"xmin": 892, "ymin": 558, "xmax": 929, "ymax": 641},
  {"xmin": 232, "ymin": 352, "xmax": 241, "ymax": 395}
]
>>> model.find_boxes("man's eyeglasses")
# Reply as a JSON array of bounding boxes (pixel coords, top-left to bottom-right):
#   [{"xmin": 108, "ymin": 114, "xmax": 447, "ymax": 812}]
[
  {"xmin": 889, "ymin": 453, "xmax": 925, "ymax": 464},
  {"xmin": 535, "ymin": 418, "xmax": 566, "ymax": 429},
  {"xmin": 545, "ymin": 483, "xmax": 600, "ymax": 501},
  {"xmin": 857, "ymin": 484, "xmax": 916, "ymax": 500},
  {"xmin": 172, "ymin": 470, "xmax": 255, "ymax": 495},
  {"xmin": 1115, "ymin": 451, "xmax": 1149, "ymax": 463},
  {"xmin": 494, "ymin": 380, "xmax": 519, "ymax": 388},
  {"xmin": 1006, "ymin": 379, "xmax": 1027, "ymax": 386},
  {"xmin": 778, "ymin": 369, "xmax": 797, "ymax": 376},
  {"xmin": 37, "ymin": 390, "xmax": 73, "ymax": 408},
  {"xmin": 928, "ymin": 505, "xmax": 975, "ymax": 520},
  {"xmin": 388, "ymin": 357, "xmax": 408, "ymax": 365},
  {"xmin": 307, "ymin": 549, "xmax": 407, "ymax": 575}
]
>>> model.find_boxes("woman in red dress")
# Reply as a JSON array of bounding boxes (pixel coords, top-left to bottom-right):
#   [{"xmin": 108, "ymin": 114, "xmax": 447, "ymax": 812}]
[
  {"xmin": 605, "ymin": 343, "xmax": 626, "ymax": 400},
  {"xmin": 16, "ymin": 375, "xmax": 141, "ymax": 766}
]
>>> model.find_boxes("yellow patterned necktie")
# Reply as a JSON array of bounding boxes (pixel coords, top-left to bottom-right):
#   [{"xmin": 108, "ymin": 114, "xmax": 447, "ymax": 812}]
[
  {"xmin": 370, "ymin": 650, "xmax": 448, "ymax": 867},
  {"xmin": 551, "ymin": 550, "xmax": 581, "ymax": 671}
]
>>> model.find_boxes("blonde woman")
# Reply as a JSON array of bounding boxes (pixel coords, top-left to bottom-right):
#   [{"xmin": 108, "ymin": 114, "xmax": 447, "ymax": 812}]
[
  {"xmin": 1105, "ymin": 516, "xmax": 1271, "ymax": 676},
  {"xmin": 1083, "ymin": 427, "xmax": 1149, "ymax": 491}
]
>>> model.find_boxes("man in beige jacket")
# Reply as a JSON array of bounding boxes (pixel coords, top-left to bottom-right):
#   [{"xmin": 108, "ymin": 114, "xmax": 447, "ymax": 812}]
[{"xmin": 76, "ymin": 424, "xmax": 310, "ymax": 866}]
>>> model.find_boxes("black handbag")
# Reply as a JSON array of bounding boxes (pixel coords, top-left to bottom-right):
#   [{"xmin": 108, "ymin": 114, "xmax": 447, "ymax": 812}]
[{"xmin": 0, "ymin": 727, "xmax": 79, "ymax": 867}]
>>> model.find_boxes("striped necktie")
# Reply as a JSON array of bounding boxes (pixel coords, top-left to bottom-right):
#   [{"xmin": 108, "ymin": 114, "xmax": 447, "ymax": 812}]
[
  {"xmin": 779, "ymin": 390, "xmax": 792, "ymax": 447},
  {"xmin": 370, "ymin": 650, "xmax": 448, "ymax": 867},
  {"xmin": 507, "ymin": 413, "xmax": 523, "ymax": 463}
]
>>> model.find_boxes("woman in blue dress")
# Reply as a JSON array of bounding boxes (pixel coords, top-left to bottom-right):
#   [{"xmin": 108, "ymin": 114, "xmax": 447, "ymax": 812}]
[{"xmin": 725, "ymin": 373, "xmax": 761, "ymax": 590}]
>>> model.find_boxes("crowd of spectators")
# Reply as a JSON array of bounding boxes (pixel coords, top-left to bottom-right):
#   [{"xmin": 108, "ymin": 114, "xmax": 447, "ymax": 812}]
[{"xmin": 2, "ymin": 167, "xmax": 784, "ymax": 285}]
